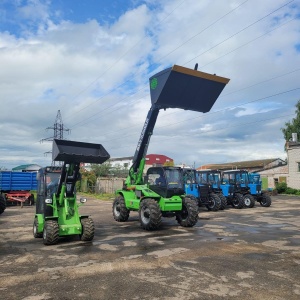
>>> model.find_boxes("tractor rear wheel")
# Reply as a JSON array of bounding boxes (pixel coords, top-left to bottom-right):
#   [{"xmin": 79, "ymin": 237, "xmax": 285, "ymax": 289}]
[
  {"xmin": 43, "ymin": 220, "xmax": 59, "ymax": 245},
  {"xmin": 219, "ymin": 194, "xmax": 227, "ymax": 210},
  {"xmin": 176, "ymin": 197, "xmax": 198, "ymax": 227},
  {"xmin": 243, "ymin": 194, "xmax": 255, "ymax": 208},
  {"xmin": 80, "ymin": 218, "xmax": 95, "ymax": 241},
  {"xmin": 113, "ymin": 195, "xmax": 130, "ymax": 222},
  {"xmin": 231, "ymin": 193, "xmax": 244, "ymax": 209},
  {"xmin": 139, "ymin": 198, "xmax": 162, "ymax": 230},
  {"xmin": 205, "ymin": 193, "xmax": 221, "ymax": 211},
  {"xmin": 0, "ymin": 194, "xmax": 6, "ymax": 215},
  {"xmin": 260, "ymin": 193, "xmax": 272, "ymax": 207},
  {"xmin": 33, "ymin": 217, "xmax": 43, "ymax": 238}
]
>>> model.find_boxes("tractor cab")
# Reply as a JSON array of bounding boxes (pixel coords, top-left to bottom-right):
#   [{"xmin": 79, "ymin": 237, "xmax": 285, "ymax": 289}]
[
  {"xmin": 222, "ymin": 170, "xmax": 249, "ymax": 194},
  {"xmin": 36, "ymin": 166, "xmax": 62, "ymax": 217},
  {"xmin": 146, "ymin": 166, "xmax": 184, "ymax": 198}
]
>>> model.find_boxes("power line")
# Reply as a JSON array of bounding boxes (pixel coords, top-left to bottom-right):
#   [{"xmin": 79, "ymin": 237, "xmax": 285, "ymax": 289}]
[
  {"xmin": 108, "ymin": 112, "xmax": 295, "ymax": 151},
  {"xmin": 184, "ymin": 0, "xmax": 295, "ymax": 66},
  {"xmin": 67, "ymin": 0, "xmax": 294, "ymax": 129},
  {"xmin": 64, "ymin": 0, "xmax": 250, "ymax": 125},
  {"xmin": 62, "ymin": 0, "xmax": 188, "ymax": 123},
  {"xmin": 99, "ymin": 87, "xmax": 300, "ymax": 144}
]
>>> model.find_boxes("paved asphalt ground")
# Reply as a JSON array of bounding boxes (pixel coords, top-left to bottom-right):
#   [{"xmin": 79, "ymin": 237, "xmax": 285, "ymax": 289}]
[{"xmin": 0, "ymin": 195, "xmax": 299, "ymax": 300}]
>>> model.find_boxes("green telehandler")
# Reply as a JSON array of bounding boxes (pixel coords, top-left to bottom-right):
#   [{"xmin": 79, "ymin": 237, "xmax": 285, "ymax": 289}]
[
  {"xmin": 33, "ymin": 139, "xmax": 110, "ymax": 245},
  {"xmin": 112, "ymin": 64, "xmax": 230, "ymax": 230}
]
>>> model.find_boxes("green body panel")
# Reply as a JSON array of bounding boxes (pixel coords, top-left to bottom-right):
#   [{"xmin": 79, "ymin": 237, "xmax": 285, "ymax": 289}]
[
  {"xmin": 36, "ymin": 185, "xmax": 85, "ymax": 236},
  {"xmin": 35, "ymin": 214, "xmax": 45, "ymax": 233},
  {"xmin": 116, "ymin": 186, "xmax": 183, "ymax": 212}
]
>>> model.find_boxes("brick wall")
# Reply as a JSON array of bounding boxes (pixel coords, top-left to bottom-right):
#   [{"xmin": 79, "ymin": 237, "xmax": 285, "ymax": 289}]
[
  {"xmin": 287, "ymin": 145, "xmax": 300, "ymax": 189},
  {"xmin": 258, "ymin": 165, "xmax": 288, "ymax": 189}
]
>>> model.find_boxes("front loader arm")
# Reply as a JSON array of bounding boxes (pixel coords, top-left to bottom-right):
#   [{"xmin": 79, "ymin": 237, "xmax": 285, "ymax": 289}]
[{"xmin": 127, "ymin": 105, "xmax": 160, "ymax": 185}]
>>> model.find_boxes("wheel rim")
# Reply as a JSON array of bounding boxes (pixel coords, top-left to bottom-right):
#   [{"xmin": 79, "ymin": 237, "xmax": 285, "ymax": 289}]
[
  {"xmin": 244, "ymin": 197, "xmax": 251, "ymax": 206},
  {"xmin": 141, "ymin": 207, "xmax": 151, "ymax": 225},
  {"xmin": 114, "ymin": 201, "xmax": 121, "ymax": 217},
  {"xmin": 208, "ymin": 199, "xmax": 215, "ymax": 208},
  {"xmin": 33, "ymin": 222, "xmax": 37, "ymax": 235}
]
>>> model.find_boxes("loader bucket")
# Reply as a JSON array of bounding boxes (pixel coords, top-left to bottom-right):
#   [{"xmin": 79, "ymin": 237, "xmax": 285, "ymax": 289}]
[
  {"xmin": 149, "ymin": 65, "xmax": 230, "ymax": 113},
  {"xmin": 52, "ymin": 139, "xmax": 110, "ymax": 164}
]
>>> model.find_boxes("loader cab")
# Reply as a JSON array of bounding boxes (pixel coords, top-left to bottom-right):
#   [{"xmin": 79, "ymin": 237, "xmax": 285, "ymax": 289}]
[
  {"xmin": 36, "ymin": 166, "xmax": 62, "ymax": 216},
  {"xmin": 147, "ymin": 166, "xmax": 184, "ymax": 198}
]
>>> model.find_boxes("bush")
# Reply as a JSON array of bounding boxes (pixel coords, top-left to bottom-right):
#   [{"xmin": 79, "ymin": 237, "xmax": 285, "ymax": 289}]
[{"xmin": 276, "ymin": 182, "xmax": 287, "ymax": 194}]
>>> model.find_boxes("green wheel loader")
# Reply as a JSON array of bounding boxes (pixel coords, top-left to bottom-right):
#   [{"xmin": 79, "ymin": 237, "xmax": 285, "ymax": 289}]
[
  {"xmin": 113, "ymin": 64, "xmax": 230, "ymax": 230},
  {"xmin": 33, "ymin": 139, "xmax": 110, "ymax": 245}
]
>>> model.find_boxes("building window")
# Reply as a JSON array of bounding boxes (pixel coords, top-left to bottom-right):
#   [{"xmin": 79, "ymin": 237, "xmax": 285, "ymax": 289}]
[
  {"xmin": 166, "ymin": 159, "xmax": 170, "ymax": 162},
  {"xmin": 156, "ymin": 158, "xmax": 160, "ymax": 161},
  {"xmin": 146, "ymin": 158, "xmax": 149, "ymax": 160}
]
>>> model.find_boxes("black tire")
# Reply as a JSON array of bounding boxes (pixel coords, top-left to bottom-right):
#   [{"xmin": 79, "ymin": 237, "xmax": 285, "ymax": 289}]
[
  {"xmin": 176, "ymin": 197, "xmax": 198, "ymax": 227},
  {"xmin": 260, "ymin": 193, "xmax": 272, "ymax": 207},
  {"xmin": 112, "ymin": 195, "xmax": 130, "ymax": 222},
  {"xmin": 80, "ymin": 218, "xmax": 95, "ymax": 241},
  {"xmin": 205, "ymin": 193, "xmax": 221, "ymax": 211},
  {"xmin": 43, "ymin": 220, "xmax": 59, "ymax": 245},
  {"xmin": 0, "ymin": 194, "xmax": 6, "ymax": 215},
  {"xmin": 243, "ymin": 194, "xmax": 255, "ymax": 208},
  {"xmin": 33, "ymin": 217, "xmax": 43, "ymax": 238},
  {"xmin": 219, "ymin": 194, "xmax": 227, "ymax": 210},
  {"xmin": 28, "ymin": 194, "xmax": 35, "ymax": 206},
  {"xmin": 231, "ymin": 193, "xmax": 245, "ymax": 209},
  {"xmin": 139, "ymin": 198, "xmax": 162, "ymax": 230}
]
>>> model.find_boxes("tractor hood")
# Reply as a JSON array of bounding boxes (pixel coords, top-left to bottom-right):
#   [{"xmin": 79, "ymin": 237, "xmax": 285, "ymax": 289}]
[
  {"xmin": 52, "ymin": 139, "xmax": 110, "ymax": 164},
  {"xmin": 149, "ymin": 65, "xmax": 230, "ymax": 113}
]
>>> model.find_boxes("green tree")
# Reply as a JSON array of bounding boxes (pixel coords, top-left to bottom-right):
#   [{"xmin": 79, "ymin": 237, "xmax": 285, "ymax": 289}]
[
  {"xmin": 91, "ymin": 162, "xmax": 112, "ymax": 177},
  {"xmin": 281, "ymin": 100, "xmax": 300, "ymax": 149}
]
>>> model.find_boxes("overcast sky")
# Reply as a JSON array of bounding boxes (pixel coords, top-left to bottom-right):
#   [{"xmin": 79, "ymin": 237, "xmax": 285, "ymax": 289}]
[{"xmin": 0, "ymin": 0, "xmax": 299, "ymax": 170}]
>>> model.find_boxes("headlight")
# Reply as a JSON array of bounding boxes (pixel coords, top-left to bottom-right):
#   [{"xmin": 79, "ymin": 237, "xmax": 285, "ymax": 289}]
[
  {"xmin": 80, "ymin": 198, "xmax": 87, "ymax": 203},
  {"xmin": 45, "ymin": 198, "xmax": 52, "ymax": 204}
]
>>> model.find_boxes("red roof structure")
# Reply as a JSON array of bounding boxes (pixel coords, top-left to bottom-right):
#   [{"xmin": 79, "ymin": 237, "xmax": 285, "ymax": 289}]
[{"xmin": 145, "ymin": 154, "xmax": 173, "ymax": 166}]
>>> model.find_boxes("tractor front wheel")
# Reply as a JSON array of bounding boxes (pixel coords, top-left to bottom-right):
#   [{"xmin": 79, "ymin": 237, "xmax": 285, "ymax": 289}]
[
  {"xmin": 113, "ymin": 195, "xmax": 130, "ymax": 222},
  {"xmin": 231, "ymin": 193, "xmax": 245, "ymax": 209},
  {"xmin": 139, "ymin": 198, "xmax": 162, "ymax": 230},
  {"xmin": 219, "ymin": 194, "xmax": 227, "ymax": 210},
  {"xmin": 80, "ymin": 218, "xmax": 95, "ymax": 241},
  {"xmin": 243, "ymin": 194, "xmax": 255, "ymax": 208},
  {"xmin": 43, "ymin": 220, "xmax": 59, "ymax": 245},
  {"xmin": 176, "ymin": 197, "xmax": 198, "ymax": 227},
  {"xmin": 205, "ymin": 193, "xmax": 221, "ymax": 211},
  {"xmin": 260, "ymin": 193, "xmax": 272, "ymax": 207},
  {"xmin": 33, "ymin": 217, "xmax": 43, "ymax": 238}
]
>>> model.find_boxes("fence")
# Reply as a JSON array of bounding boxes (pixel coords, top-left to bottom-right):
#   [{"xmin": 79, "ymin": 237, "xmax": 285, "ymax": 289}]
[{"xmin": 95, "ymin": 177, "xmax": 124, "ymax": 194}]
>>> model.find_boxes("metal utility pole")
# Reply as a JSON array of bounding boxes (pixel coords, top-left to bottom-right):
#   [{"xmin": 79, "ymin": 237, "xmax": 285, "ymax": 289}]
[{"xmin": 41, "ymin": 110, "xmax": 71, "ymax": 165}]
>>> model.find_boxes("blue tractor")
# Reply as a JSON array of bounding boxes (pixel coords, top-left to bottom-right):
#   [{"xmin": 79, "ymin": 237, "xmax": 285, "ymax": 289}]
[
  {"xmin": 208, "ymin": 170, "xmax": 246, "ymax": 209},
  {"xmin": 241, "ymin": 172, "xmax": 272, "ymax": 207},
  {"xmin": 196, "ymin": 169, "xmax": 227, "ymax": 210},
  {"xmin": 183, "ymin": 169, "xmax": 222, "ymax": 211},
  {"xmin": 221, "ymin": 169, "xmax": 259, "ymax": 208}
]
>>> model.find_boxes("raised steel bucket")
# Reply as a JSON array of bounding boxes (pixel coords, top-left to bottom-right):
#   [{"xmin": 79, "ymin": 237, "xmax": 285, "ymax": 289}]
[{"xmin": 149, "ymin": 65, "xmax": 230, "ymax": 113}]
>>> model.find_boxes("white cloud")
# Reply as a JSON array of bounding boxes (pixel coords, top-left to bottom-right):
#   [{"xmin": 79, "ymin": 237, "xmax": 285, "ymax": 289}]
[{"xmin": 0, "ymin": 0, "xmax": 299, "ymax": 169}]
